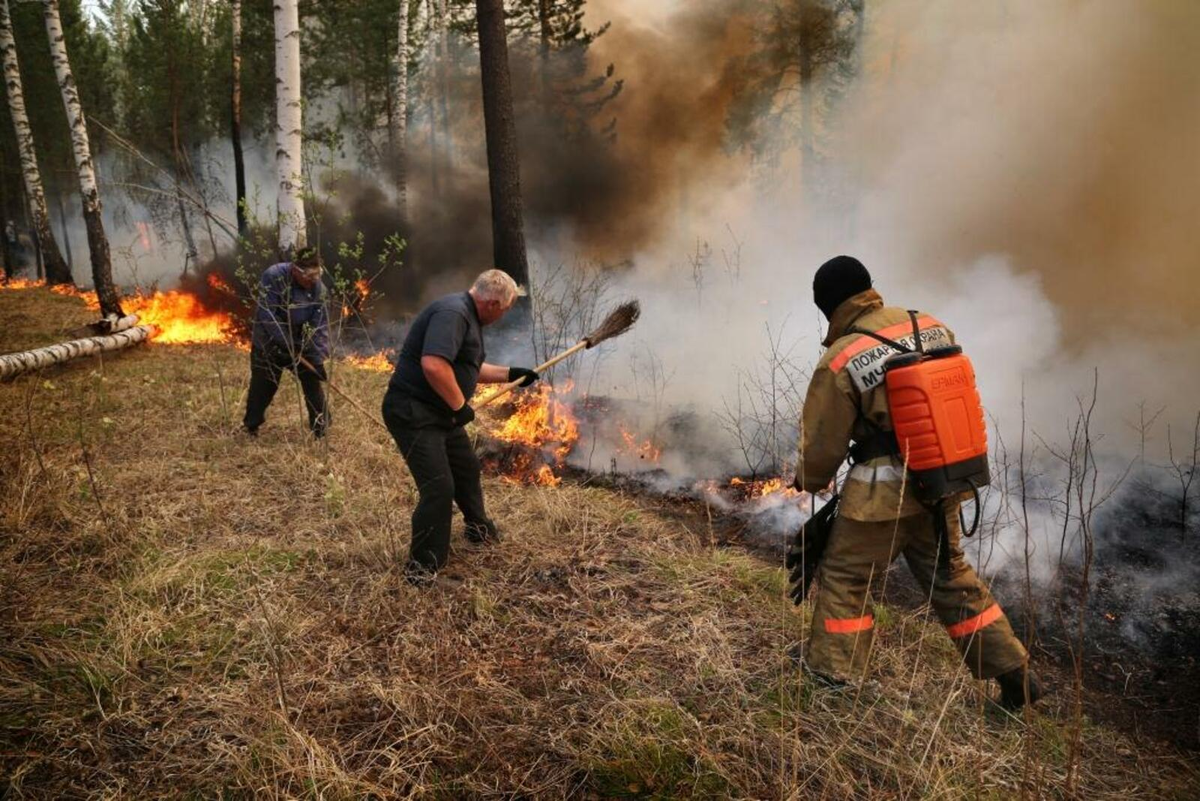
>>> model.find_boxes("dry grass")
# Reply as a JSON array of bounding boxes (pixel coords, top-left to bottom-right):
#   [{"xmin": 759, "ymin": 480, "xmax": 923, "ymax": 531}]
[{"xmin": 1, "ymin": 285, "xmax": 1197, "ymax": 799}]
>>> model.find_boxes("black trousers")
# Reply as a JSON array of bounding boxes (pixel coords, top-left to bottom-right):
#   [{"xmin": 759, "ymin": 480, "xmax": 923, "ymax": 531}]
[
  {"xmin": 382, "ymin": 394, "xmax": 488, "ymax": 572},
  {"xmin": 244, "ymin": 347, "xmax": 329, "ymax": 435}
]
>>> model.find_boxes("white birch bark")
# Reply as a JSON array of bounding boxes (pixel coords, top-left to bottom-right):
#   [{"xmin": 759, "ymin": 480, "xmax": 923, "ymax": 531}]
[
  {"xmin": 0, "ymin": 325, "xmax": 154, "ymax": 380},
  {"xmin": 0, "ymin": 0, "xmax": 70, "ymax": 284},
  {"xmin": 273, "ymin": 0, "xmax": 305, "ymax": 253},
  {"xmin": 390, "ymin": 0, "xmax": 410, "ymax": 216},
  {"xmin": 43, "ymin": 0, "xmax": 122, "ymax": 316}
]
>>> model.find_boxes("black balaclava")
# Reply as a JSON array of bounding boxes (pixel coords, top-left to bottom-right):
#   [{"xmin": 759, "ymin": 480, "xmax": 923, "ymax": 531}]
[{"xmin": 813, "ymin": 255, "xmax": 872, "ymax": 320}]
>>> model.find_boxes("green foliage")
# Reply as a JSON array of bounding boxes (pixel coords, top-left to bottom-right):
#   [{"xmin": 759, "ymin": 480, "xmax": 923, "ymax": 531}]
[
  {"xmin": 725, "ymin": 0, "xmax": 863, "ymax": 168},
  {"xmin": 120, "ymin": 0, "xmax": 218, "ymax": 158}
]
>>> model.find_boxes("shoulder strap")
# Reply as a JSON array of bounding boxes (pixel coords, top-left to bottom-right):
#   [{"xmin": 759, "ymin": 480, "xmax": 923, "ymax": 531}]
[
  {"xmin": 848, "ymin": 326, "xmax": 912, "ymax": 353},
  {"xmin": 848, "ymin": 309, "xmax": 927, "ymax": 355},
  {"xmin": 908, "ymin": 309, "xmax": 924, "ymax": 355}
]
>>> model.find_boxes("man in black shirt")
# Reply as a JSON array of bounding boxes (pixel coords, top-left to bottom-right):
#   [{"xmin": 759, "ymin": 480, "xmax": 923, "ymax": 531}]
[{"xmin": 382, "ymin": 269, "xmax": 540, "ymax": 583}]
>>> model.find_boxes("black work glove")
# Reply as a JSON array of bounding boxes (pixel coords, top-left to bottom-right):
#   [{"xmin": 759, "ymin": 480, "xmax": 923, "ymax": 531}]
[
  {"xmin": 785, "ymin": 494, "xmax": 840, "ymax": 606},
  {"xmin": 450, "ymin": 403, "xmax": 476, "ymax": 427},
  {"xmin": 267, "ymin": 341, "xmax": 294, "ymax": 367},
  {"xmin": 507, "ymin": 366, "xmax": 540, "ymax": 387}
]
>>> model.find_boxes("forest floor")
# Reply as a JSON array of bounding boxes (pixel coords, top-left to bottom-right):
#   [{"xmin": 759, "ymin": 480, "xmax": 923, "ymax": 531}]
[{"xmin": 2, "ymin": 285, "xmax": 1198, "ymax": 799}]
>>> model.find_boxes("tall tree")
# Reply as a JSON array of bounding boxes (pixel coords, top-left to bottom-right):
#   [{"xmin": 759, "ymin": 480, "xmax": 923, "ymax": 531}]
[
  {"xmin": 230, "ymin": 0, "xmax": 247, "ymax": 237},
  {"xmin": 474, "ymin": 0, "xmax": 528, "ymax": 286},
  {"xmin": 0, "ymin": 0, "xmax": 71, "ymax": 284},
  {"xmin": 389, "ymin": 0, "xmax": 410, "ymax": 218},
  {"xmin": 274, "ymin": 0, "xmax": 305, "ymax": 253},
  {"xmin": 725, "ymin": 0, "xmax": 857, "ymax": 195},
  {"xmin": 43, "ymin": 0, "xmax": 121, "ymax": 316}
]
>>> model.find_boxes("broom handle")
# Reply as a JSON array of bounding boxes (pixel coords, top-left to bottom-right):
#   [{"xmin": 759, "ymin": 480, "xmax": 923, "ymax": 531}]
[
  {"xmin": 297, "ymin": 356, "xmax": 389, "ymax": 433},
  {"xmin": 475, "ymin": 340, "xmax": 589, "ymax": 408}
]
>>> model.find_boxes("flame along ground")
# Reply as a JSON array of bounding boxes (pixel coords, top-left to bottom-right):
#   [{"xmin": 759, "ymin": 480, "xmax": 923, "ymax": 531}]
[
  {"xmin": 2, "ymin": 279, "xmax": 803, "ymax": 500},
  {"xmin": 1, "ymin": 278, "xmax": 240, "ymax": 344}
]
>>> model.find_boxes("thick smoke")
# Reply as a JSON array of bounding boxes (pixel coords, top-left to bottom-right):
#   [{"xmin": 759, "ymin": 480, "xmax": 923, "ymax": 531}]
[{"xmin": 568, "ymin": 0, "xmax": 1200, "ymax": 451}]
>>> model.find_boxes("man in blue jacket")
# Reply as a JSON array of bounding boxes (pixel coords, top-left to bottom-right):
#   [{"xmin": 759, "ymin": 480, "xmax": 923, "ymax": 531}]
[{"xmin": 243, "ymin": 248, "xmax": 330, "ymax": 437}]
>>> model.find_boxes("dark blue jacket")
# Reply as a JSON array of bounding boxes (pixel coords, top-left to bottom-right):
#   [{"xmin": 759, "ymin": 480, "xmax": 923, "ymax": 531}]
[{"xmin": 251, "ymin": 262, "xmax": 329, "ymax": 363}]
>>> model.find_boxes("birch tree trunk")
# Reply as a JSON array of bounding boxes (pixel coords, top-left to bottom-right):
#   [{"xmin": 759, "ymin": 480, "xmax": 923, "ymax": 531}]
[
  {"xmin": 274, "ymin": 0, "xmax": 305, "ymax": 254},
  {"xmin": 231, "ymin": 0, "xmax": 247, "ymax": 237},
  {"xmin": 0, "ymin": 324, "xmax": 153, "ymax": 380},
  {"xmin": 43, "ymin": 0, "xmax": 122, "ymax": 317},
  {"xmin": 389, "ymin": 0, "xmax": 410, "ymax": 219},
  {"xmin": 475, "ymin": 0, "xmax": 529, "ymax": 286},
  {"xmin": 0, "ymin": 0, "xmax": 71, "ymax": 285}
]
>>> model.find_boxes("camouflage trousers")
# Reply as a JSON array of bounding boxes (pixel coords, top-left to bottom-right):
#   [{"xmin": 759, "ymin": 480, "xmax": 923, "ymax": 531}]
[{"xmin": 806, "ymin": 504, "xmax": 1028, "ymax": 682}]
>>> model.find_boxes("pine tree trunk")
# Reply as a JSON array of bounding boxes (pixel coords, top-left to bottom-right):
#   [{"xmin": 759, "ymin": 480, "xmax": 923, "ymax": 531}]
[
  {"xmin": 475, "ymin": 0, "xmax": 529, "ymax": 286},
  {"xmin": 273, "ymin": 0, "xmax": 305, "ymax": 254},
  {"xmin": 426, "ymin": 0, "xmax": 440, "ymax": 197},
  {"xmin": 176, "ymin": 182, "xmax": 198, "ymax": 275},
  {"xmin": 55, "ymin": 188, "xmax": 73, "ymax": 269},
  {"xmin": 435, "ymin": 0, "xmax": 451, "ymax": 175},
  {"xmin": 43, "ymin": 0, "xmax": 121, "ymax": 316},
  {"xmin": 0, "ymin": 0, "xmax": 71, "ymax": 285},
  {"xmin": 538, "ymin": 0, "xmax": 551, "ymax": 100},
  {"xmin": 390, "ymin": 0, "xmax": 410, "ymax": 219},
  {"xmin": 798, "ymin": 42, "xmax": 815, "ymax": 200},
  {"xmin": 231, "ymin": 0, "xmax": 248, "ymax": 238}
]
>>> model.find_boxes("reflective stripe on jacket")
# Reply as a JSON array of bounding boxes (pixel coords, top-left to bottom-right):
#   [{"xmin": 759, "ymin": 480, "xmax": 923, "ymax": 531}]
[{"xmin": 794, "ymin": 289, "xmax": 956, "ymax": 522}]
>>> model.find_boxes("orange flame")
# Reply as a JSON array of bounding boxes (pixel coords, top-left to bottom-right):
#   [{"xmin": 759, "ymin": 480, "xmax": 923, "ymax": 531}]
[
  {"xmin": 729, "ymin": 476, "xmax": 799, "ymax": 499},
  {"xmin": 355, "ymin": 278, "xmax": 370, "ymax": 298},
  {"xmin": 1, "ymin": 278, "xmax": 45, "ymax": 290},
  {"xmin": 488, "ymin": 381, "xmax": 580, "ymax": 463},
  {"xmin": 45, "ymin": 283, "xmax": 237, "ymax": 344},
  {"xmin": 345, "ymin": 350, "xmax": 394, "ymax": 372},
  {"xmin": 618, "ymin": 426, "xmax": 661, "ymax": 463},
  {"xmin": 126, "ymin": 290, "xmax": 238, "ymax": 343},
  {"xmin": 482, "ymin": 381, "xmax": 580, "ymax": 486},
  {"xmin": 206, "ymin": 273, "xmax": 235, "ymax": 295}
]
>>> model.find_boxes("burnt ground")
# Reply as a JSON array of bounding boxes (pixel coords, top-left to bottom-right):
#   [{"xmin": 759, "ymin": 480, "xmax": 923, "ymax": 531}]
[
  {"xmin": 990, "ymin": 485, "xmax": 1200, "ymax": 753},
  {"xmin": 560, "ymin": 466, "xmax": 1200, "ymax": 755}
]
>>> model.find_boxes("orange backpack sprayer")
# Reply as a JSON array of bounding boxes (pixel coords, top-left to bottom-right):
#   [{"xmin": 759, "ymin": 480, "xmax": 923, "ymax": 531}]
[{"xmin": 851, "ymin": 311, "xmax": 990, "ymax": 537}]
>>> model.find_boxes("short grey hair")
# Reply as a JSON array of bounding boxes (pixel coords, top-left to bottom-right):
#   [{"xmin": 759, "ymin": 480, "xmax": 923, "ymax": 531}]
[{"xmin": 471, "ymin": 269, "xmax": 525, "ymax": 305}]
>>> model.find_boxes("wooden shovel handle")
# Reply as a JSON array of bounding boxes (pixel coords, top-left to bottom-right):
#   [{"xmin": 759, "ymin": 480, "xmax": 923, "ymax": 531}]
[
  {"xmin": 474, "ymin": 340, "xmax": 589, "ymax": 408},
  {"xmin": 298, "ymin": 356, "xmax": 389, "ymax": 433}
]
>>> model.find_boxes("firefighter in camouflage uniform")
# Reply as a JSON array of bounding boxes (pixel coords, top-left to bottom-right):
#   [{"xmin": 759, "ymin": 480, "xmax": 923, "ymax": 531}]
[{"xmin": 794, "ymin": 255, "xmax": 1042, "ymax": 710}]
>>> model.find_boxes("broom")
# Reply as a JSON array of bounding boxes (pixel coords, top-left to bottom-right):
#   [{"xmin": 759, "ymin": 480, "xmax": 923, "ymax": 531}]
[
  {"xmin": 297, "ymin": 299, "xmax": 640, "ymax": 430},
  {"xmin": 475, "ymin": 299, "xmax": 641, "ymax": 408}
]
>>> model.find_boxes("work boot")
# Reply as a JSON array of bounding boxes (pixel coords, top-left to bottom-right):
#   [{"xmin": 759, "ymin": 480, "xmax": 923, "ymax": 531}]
[
  {"xmin": 464, "ymin": 518, "xmax": 501, "ymax": 544},
  {"xmin": 996, "ymin": 665, "xmax": 1044, "ymax": 711}
]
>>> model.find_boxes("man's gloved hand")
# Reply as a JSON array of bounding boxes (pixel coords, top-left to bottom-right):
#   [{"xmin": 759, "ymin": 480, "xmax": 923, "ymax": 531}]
[
  {"xmin": 785, "ymin": 494, "xmax": 840, "ymax": 606},
  {"xmin": 450, "ymin": 403, "xmax": 476, "ymax": 427},
  {"xmin": 267, "ymin": 341, "xmax": 294, "ymax": 366},
  {"xmin": 507, "ymin": 366, "xmax": 540, "ymax": 387}
]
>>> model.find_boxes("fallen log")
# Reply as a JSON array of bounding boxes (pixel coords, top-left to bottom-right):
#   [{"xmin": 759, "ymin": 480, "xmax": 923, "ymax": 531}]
[
  {"xmin": 94, "ymin": 313, "xmax": 141, "ymax": 335},
  {"xmin": 0, "ymin": 325, "xmax": 156, "ymax": 380}
]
